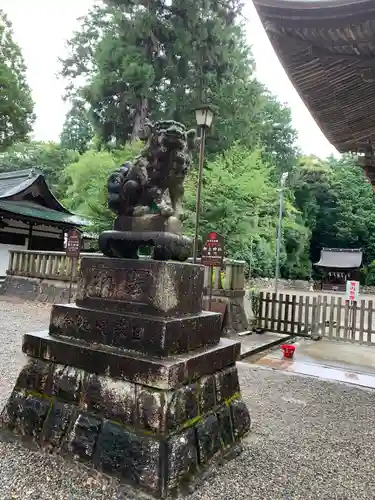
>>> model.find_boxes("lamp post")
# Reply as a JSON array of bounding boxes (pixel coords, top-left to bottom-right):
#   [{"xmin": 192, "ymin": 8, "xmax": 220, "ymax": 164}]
[
  {"xmin": 275, "ymin": 172, "xmax": 289, "ymax": 295},
  {"xmin": 192, "ymin": 104, "xmax": 214, "ymax": 263}
]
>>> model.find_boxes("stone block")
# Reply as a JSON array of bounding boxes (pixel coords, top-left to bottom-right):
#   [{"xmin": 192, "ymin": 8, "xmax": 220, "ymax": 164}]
[
  {"xmin": 136, "ymin": 387, "xmax": 166, "ymax": 433},
  {"xmin": 51, "ymin": 365, "xmax": 85, "ymax": 404},
  {"xmin": 230, "ymin": 399, "xmax": 251, "ymax": 440},
  {"xmin": 0, "ymin": 364, "xmax": 252, "ymax": 498},
  {"xmin": 67, "ymin": 413, "xmax": 101, "ymax": 460},
  {"xmin": 50, "ymin": 304, "xmax": 221, "ymax": 356},
  {"xmin": 166, "ymin": 428, "xmax": 198, "ymax": 492},
  {"xmin": 94, "ymin": 421, "xmax": 162, "ymax": 494},
  {"xmin": 14, "ymin": 358, "xmax": 53, "ymax": 395},
  {"xmin": 166, "ymin": 384, "xmax": 198, "ymax": 432},
  {"xmin": 18, "ymin": 395, "xmax": 50, "ymax": 438},
  {"xmin": 99, "ymin": 230, "xmax": 192, "ymax": 263},
  {"xmin": 42, "ymin": 401, "xmax": 75, "ymax": 449},
  {"xmin": 83, "ymin": 374, "xmax": 135, "ymax": 426},
  {"xmin": 76, "ymin": 257, "xmax": 204, "ymax": 317},
  {"xmin": 23, "ymin": 331, "xmax": 241, "ymax": 390},
  {"xmin": 199, "ymin": 375, "xmax": 216, "ymax": 415},
  {"xmin": 214, "ymin": 366, "xmax": 240, "ymax": 404},
  {"xmin": 216, "ymin": 405, "xmax": 234, "ymax": 447},
  {"xmin": 135, "ymin": 384, "xmax": 200, "ymax": 435},
  {"xmin": 195, "ymin": 413, "xmax": 222, "ymax": 465},
  {"xmin": 1, "ymin": 391, "xmax": 50, "ymax": 439},
  {"xmin": 0, "ymin": 390, "xmax": 23, "ymax": 428},
  {"xmin": 114, "ymin": 214, "xmax": 182, "ymax": 234}
]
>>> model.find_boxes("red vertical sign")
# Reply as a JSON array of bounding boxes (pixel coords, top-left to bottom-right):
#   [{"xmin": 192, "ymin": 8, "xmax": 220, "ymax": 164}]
[{"xmin": 201, "ymin": 232, "xmax": 224, "ymax": 267}]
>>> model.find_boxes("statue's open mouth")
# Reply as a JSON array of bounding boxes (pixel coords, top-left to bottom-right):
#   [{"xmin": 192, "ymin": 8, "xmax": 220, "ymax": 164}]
[{"xmin": 162, "ymin": 130, "xmax": 186, "ymax": 149}]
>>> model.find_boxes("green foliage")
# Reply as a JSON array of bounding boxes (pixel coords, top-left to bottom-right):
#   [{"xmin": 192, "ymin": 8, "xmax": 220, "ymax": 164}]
[
  {"xmin": 62, "ymin": 141, "xmax": 142, "ymax": 232},
  {"xmin": 59, "ymin": 0, "xmax": 296, "ymax": 166},
  {"xmin": 361, "ymin": 261, "xmax": 375, "ymax": 286},
  {"xmin": 56, "ymin": 143, "xmax": 375, "ymax": 285},
  {"xmin": 258, "ymin": 92, "xmax": 299, "ymax": 179},
  {"xmin": 57, "ymin": 141, "xmax": 308, "ymax": 276},
  {"xmin": 54, "ymin": 1, "xmax": 375, "ymax": 283},
  {"xmin": 0, "ymin": 10, "xmax": 35, "ymax": 149},
  {"xmin": 182, "ymin": 144, "xmax": 310, "ymax": 277},
  {"xmin": 60, "ymin": 99, "xmax": 94, "ymax": 154},
  {"xmin": 0, "ymin": 141, "xmax": 79, "ymax": 197},
  {"xmin": 291, "ymin": 153, "xmax": 375, "ymax": 282}
]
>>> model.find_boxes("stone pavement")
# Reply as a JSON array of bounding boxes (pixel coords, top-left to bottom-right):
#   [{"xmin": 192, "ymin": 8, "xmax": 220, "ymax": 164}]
[{"xmin": 230, "ymin": 331, "xmax": 291, "ymax": 359}]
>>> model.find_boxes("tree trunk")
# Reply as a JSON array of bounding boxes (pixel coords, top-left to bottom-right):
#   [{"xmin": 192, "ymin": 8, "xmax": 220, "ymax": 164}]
[{"xmin": 131, "ymin": 97, "xmax": 149, "ymax": 142}]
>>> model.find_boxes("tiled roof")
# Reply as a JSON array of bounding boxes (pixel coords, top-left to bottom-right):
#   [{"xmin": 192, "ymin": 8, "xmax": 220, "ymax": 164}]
[
  {"xmin": 315, "ymin": 248, "xmax": 363, "ymax": 269},
  {"xmin": 253, "ymin": 0, "xmax": 375, "ymax": 153},
  {"xmin": 0, "ymin": 200, "xmax": 88, "ymax": 226},
  {"xmin": 0, "ymin": 169, "xmax": 40, "ymax": 198}
]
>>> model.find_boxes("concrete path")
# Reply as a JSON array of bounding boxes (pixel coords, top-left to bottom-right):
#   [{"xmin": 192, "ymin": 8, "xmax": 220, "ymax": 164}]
[{"xmin": 252, "ymin": 338, "xmax": 375, "ymax": 389}]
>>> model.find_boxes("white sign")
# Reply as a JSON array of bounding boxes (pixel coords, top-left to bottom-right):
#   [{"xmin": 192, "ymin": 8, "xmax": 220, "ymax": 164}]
[{"xmin": 346, "ymin": 280, "xmax": 360, "ymax": 302}]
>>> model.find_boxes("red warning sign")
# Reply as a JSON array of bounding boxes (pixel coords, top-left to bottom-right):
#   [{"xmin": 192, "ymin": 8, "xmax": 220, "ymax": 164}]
[{"xmin": 201, "ymin": 232, "xmax": 224, "ymax": 267}]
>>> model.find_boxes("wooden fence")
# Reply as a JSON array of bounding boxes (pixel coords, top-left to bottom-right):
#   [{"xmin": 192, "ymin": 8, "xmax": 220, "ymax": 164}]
[
  {"xmin": 7, "ymin": 251, "xmax": 247, "ymax": 292},
  {"xmin": 7, "ymin": 250, "xmax": 93, "ymax": 282},
  {"xmin": 257, "ymin": 292, "xmax": 375, "ymax": 345}
]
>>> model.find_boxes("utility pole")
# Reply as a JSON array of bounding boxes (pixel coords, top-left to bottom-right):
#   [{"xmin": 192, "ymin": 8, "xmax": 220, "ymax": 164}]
[{"xmin": 275, "ymin": 172, "xmax": 289, "ymax": 295}]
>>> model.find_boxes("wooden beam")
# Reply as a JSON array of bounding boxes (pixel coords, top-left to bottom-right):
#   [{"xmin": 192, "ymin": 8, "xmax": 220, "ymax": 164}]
[
  {"xmin": 255, "ymin": 1, "xmax": 375, "ymax": 30},
  {"xmin": 270, "ymin": 31, "xmax": 375, "ymax": 65}
]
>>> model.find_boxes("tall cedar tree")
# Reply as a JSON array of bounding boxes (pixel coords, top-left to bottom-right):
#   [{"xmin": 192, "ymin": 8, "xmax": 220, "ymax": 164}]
[
  {"xmin": 60, "ymin": 99, "xmax": 94, "ymax": 154},
  {"xmin": 60, "ymin": 1, "xmax": 259, "ymax": 144},
  {"xmin": 0, "ymin": 10, "xmax": 35, "ymax": 149},
  {"xmin": 61, "ymin": 1, "xmax": 298, "ymax": 170}
]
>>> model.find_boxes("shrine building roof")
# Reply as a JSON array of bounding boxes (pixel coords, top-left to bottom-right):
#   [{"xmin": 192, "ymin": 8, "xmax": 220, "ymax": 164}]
[
  {"xmin": 253, "ymin": 0, "xmax": 375, "ymax": 153},
  {"xmin": 315, "ymin": 248, "xmax": 363, "ymax": 269}
]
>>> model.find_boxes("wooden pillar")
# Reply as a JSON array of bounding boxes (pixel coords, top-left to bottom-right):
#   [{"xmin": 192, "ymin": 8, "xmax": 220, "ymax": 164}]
[{"xmin": 27, "ymin": 223, "xmax": 33, "ymax": 250}]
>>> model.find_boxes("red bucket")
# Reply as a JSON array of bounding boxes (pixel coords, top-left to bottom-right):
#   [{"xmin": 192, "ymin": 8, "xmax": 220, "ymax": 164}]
[{"xmin": 281, "ymin": 344, "xmax": 295, "ymax": 359}]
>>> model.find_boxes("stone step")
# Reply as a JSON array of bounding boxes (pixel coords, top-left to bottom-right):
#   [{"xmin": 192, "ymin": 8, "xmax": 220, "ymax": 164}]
[
  {"xmin": 49, "ymin": 303, "xmax": 222, "ymax": 357},
  {"xmin": 22, "ymin": 331, "xmax": 241, "ymax": 390}
]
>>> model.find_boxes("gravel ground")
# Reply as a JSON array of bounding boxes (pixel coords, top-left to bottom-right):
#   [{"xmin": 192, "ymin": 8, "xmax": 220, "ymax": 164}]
[{"xmin": 1, "ymin": 298, "xmax": 375, "ymax": 499}]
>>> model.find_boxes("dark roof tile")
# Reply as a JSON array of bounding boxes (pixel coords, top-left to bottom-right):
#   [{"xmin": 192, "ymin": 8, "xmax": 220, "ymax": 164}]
[
  {"xmin": 0, "ymin": 169, "xmax": 40, "ymax": 198},
  {"xmin": 315, "ymin": 248, "xmax": 363, "ymax": 268}
]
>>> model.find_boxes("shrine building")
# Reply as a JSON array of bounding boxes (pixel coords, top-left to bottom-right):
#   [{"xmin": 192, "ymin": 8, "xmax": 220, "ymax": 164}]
[
  {"xmin": 0, "ymin": 169, "xmax": 91, "ymax": 278},
  {"xmin": 253, "ymin": 0, "xmax": 375, "ymax": 185}
]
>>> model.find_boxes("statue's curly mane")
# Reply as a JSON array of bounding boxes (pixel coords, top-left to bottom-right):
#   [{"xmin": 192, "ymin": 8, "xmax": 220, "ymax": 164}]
[{"xmin": 107, "ymin": 119, "xmax": 197, "ymax": 218}]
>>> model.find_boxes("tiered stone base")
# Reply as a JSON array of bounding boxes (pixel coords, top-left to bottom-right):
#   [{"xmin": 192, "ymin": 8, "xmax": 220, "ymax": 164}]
[
  {"xmin": 0, "ymin": 257, "xmax": 250, "ymax": 497},
  {"xmin": 2, "ymin": 356, "xmax": 249, "ymax": 496}
]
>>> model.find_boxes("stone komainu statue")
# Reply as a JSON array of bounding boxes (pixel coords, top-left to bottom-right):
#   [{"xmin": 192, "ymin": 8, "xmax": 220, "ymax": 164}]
[
  {"xmin": 100, "ymin": 120, "xmax": 198, "ymax": 261},
  {"xmin": 107, "ymin": 120, "xmax": 198, "ymax": 218}
]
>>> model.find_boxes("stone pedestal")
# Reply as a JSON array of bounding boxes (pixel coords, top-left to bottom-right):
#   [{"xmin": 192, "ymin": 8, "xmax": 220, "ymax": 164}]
[
  {"xmin": 1, "ymin": 256, "xmax": 251, "ymax": 497},
  {"xmin": 99, "ymin": 215, "xmax": 192, "ymax": 261}
]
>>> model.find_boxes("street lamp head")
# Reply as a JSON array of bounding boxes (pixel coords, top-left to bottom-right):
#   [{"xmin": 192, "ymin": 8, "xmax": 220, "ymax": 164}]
[{"xmin": 195, "ymin": 104, "xmax": 214, "ymax": 128}]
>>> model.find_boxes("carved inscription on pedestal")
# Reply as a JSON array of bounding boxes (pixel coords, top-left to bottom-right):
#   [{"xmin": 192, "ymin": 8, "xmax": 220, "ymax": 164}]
[{"xmin": 81, "ymin": 266, "xmax": 152, "ymax": 303}]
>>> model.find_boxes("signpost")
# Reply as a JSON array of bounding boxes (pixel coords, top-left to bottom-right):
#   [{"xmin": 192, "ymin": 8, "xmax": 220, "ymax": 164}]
[
  {"xmin": 201, "ymin": 232, "xmax": 224, "ymax": 311},
  {"xmin": 345, "ymin": 280, "xmax": 359, "ymax": 303},
  {"xmin": 345, "ymin": 280, "xmax": 359, "ymax": 339},
  {"xmin": 65, "ymin": 228, "xmax": 81, "ymax": 303}
]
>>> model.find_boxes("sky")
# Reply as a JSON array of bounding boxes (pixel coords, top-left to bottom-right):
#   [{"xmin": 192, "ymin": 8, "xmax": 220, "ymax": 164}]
[{"xmin": 2, "ymin": 0, "xmax": 338, "ymax": 158}]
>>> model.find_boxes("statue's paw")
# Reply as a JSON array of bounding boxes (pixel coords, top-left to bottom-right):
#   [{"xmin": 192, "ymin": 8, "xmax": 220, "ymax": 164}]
[
  {"xmin": 134, "ymin": 205, "xmax": 151, "ymax": 216},
  {"xmin": 160, "ymin": 206, "xmax": 174, "ymax": 217}
]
